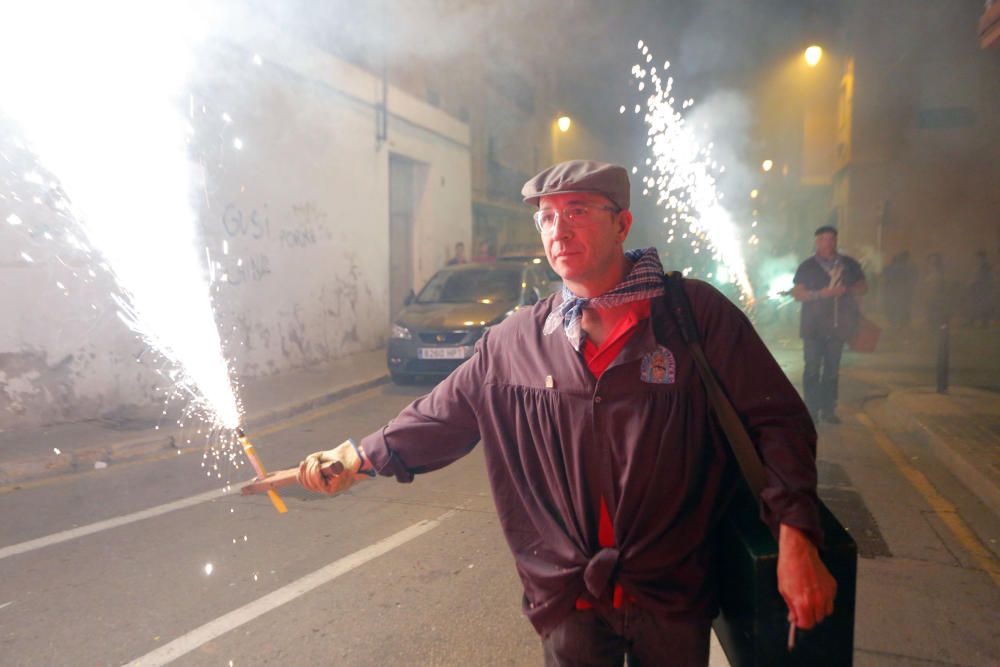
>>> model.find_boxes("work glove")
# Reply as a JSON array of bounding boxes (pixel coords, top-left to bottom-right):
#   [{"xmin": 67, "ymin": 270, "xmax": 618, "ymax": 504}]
[{"xmin": 297, "ymin": 439, "xmax": 374, "ymax": 495}]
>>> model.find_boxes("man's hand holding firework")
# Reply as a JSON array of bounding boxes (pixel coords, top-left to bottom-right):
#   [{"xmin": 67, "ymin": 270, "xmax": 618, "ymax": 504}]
[{"xmin": 297, "ymin": 440, "xmax": 374, "ymax": 495}]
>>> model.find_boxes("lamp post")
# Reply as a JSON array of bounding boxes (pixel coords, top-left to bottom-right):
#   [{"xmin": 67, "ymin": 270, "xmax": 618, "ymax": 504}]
[
  {"xmin": 551, "ymin": 114, "xmax": 572, "ymax": 163},
  {"xmin": 754, "ymin": 43, "xmax": 836, "ymax": 258},
  {"xmin": 804, "ymin": 45, "xmax": 823, "ymax": 67}
]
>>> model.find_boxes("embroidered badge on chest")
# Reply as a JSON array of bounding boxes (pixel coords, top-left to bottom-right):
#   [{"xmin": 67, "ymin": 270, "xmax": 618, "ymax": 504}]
[{"xmin": 640, "ymin": 345, "xmax": 676, "ymax": 384}]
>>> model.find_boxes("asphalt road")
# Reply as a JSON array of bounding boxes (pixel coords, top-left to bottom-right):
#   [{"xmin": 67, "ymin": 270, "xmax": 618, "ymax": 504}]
[
  {"xmin": 2, "ymin": 349, "xmax": 999, "ymax": 666},
  {"xmin": 0, "ymin": 383, "xmax": 541, "ymax": 667}
]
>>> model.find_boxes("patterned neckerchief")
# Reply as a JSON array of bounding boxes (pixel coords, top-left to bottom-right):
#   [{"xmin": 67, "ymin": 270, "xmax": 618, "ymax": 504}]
[{"xmin": 543, "ymin": 247, "xmax": 665, "ymax": 351}]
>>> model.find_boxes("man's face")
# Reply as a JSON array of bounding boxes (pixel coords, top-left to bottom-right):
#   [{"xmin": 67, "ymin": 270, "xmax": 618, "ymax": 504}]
[
  {"xmin": 815, "ymin": 232, "xmax": 837, "ymax": 257},
  {"xmin": 538, "ymin": 192, "xmax": 632, "ymax": 289}
]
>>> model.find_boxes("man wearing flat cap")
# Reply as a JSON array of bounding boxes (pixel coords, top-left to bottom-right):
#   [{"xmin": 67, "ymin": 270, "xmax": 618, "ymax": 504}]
[
  {"xmin": 792, "ymin": 225, "xmax": 868, "ymax": 424},
  {"xmin": 300, "ymin": 160, "xmax": 835, "ymax": 665}
]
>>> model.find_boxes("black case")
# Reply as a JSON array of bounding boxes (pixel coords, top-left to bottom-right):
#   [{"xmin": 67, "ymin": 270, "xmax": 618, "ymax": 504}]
[
  {"xmin": 657, "ymin": 273, "xmax": 858, "ymax": 667},
  {"xmin": 713, "ymin": 485, "xmax": 858, "ymax": 666}
]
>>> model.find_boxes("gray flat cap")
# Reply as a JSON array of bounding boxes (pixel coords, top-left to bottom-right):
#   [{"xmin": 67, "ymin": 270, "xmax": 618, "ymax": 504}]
[{"xmin": 521, "ymin": 160, "xmax": 630, "ymax": 210}]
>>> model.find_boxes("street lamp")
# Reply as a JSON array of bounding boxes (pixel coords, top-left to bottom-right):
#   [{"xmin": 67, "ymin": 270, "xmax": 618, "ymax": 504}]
[
  {"xmin": 557, "ymin": 116, "xmax": 572, "ymax": 132},
  {"xmin": 761, "ymin": 159, "xmax": 774, "ymax": 172},
  {"xmin": 804, "ymin": 45, "xmax": 822, "ymax": 67}
]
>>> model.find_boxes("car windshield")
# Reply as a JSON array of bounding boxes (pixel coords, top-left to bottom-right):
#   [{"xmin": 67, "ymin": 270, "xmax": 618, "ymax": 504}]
[
  {"xmin": 416, "ymin": 267, "xmax": 522, "ymax": 304},
  {"xmin": 499, "ymin": 257, "xmax": 560, "ymax": 282}
]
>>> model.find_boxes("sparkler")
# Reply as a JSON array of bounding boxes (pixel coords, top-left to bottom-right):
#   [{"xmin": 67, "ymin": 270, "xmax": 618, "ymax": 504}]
[
  {"xmin": 627, "ymin": 41, "xmax": 755, "ymax": 305},
  {"xmin": 0, "ymin": 2, "xmax": 287, "ymax": 518},
  {"xmin": 0, "ymin": 1, "xmax": 240, "ymax": 429},
  {"xmin": 236, "ymin": 428, "xmax": 287, "ymax": 514}
]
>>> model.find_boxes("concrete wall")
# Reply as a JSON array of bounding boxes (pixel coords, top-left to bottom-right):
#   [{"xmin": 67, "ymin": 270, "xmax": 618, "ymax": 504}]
[{"xmin": 0, "ymin": 22, "xmax": 471, "ymax": 429}]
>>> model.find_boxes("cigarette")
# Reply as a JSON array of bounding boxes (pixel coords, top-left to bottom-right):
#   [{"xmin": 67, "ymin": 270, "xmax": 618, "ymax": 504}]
[{"xmin": 787, "ymin": 622, "xmax": 796, "ymax": 651}]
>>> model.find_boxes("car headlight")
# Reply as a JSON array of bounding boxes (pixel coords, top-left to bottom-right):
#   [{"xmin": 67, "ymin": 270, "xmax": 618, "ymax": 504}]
[{"xmin": 391, "ymin": 324, "xmax": 412, "ymax": 340}]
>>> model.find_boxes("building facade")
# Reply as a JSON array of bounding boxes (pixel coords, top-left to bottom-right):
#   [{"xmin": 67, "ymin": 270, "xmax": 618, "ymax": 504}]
[
  {"xmin": 0, "ymin": 16, "xmax": 472, "ymax": 429},
  {"xmin": 832, "ymin": 0, "xmax": 1000, "ymax": 277}
]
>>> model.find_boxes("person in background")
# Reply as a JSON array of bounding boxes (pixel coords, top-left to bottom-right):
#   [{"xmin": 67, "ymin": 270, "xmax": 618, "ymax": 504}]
[
  {"xmin": 471, "ymin": 240, "xmax": 496, "ymax": 263},
  {"xmin": 882, "ymin": 251, "xmax": 916, "ymax": 334},
  {"xmin": 299, "ymin": 160, "xmax": 835, "ymax": 666},
  {"xmin": 966, "ymin": 250, "xmax": 993, "ymax": 328},
  {"xmin": 792, "ymin": 226, "xmax": 868, "ymax": 424},
  {"xmin": 446, "ymin": 241, "xmax": 467, "ymax": 266},
  {"xmin": 923, "ymin": 252, "xmax": 950, "ymax": 330}
]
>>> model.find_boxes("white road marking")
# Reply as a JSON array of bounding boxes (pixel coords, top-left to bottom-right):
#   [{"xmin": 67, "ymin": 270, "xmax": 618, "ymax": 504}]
[
  {"xmin": 0, "ymin": 601, "xmax": 13, "ymax": 610},
  {"xmin": 127, "ymin": 510, "xmax": 456, "ymax": 667},
  {"xmin": 0, "ymin": 488, "xmax": 228, "ymax": 561}
]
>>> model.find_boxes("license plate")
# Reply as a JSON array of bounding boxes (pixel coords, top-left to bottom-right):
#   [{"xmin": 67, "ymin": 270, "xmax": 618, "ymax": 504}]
[{"xmin": 417, "ymin": 346, "xmax": 470, "ymax": 360}]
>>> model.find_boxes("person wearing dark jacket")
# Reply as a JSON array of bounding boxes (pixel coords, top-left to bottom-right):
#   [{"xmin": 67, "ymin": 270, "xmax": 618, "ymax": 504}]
[
  {"xmin": 299, "ymin": 160, "xmax": 836, "ymax": 666},
  {"xmin": 792, "ymin": 226, "xmax": 868, "ymax": 424}
]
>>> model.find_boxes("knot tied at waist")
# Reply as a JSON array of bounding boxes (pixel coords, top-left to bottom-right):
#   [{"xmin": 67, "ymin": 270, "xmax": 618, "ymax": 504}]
[{"xmin": 583, "ymin": 547, "xmax": 621, "ymax": 598}]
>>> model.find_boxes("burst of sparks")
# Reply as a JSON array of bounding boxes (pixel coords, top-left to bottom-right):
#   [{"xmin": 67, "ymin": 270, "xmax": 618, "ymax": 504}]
[
  {"xmin": 627, "ymin": 45, "xmax": 755, "ymax": 305},
  {"xmin": 0, "ymin": 0, "xmax": 241, "ymax": 429}
]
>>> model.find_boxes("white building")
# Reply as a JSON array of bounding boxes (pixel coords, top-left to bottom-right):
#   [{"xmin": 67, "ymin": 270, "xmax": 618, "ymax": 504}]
[{"xmin": 0, "ymin": 21, "xmax": 471, "ymax": 430}]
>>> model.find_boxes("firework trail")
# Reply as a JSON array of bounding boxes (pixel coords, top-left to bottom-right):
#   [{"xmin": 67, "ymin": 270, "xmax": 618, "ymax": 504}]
[
  {"xmin": 624, "ymin": 40, "xmax": 755, "ymax": 305},
  {"xmin": 0, "ymin": 1, "xmax": 241, "ymax": 433}
]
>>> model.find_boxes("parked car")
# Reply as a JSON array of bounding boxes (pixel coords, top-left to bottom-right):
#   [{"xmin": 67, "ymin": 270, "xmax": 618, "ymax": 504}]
[
  {"xmin": 388, "ymin": 261, "xmax": 550, "ymax": 383},
  {"xmin": 496, "ymin": 252, "xmax": 563, "ymax": 297}
]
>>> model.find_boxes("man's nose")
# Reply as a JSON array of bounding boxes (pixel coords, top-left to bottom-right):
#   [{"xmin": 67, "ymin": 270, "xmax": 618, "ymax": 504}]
[{"xmin": 550, "ymin": 212, "xmax": 573, "ymax": 238}]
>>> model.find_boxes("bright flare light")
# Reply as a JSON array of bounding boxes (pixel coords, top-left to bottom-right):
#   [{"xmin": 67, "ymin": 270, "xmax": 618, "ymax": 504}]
[
  {"xmin": 627, "ymin": 49, "xmax": 754, "ymax": 305},
  {"xmin": 805, "ymin": 45, "xmax": 823, "ymax": 67},
  {"xmin": 761, "ymin": 159, "xmax": 774, "ymax": 172},
  {"xmin": 768, "ymin": 272, "xmax": 796, "ymax": 300},
  {"xmin": 0, "ymin": 1, "xmax": 241, "ymax": 429},
  {"xmin": 557, "ymin": 116, "xmax": 572, "ymax": 133}
]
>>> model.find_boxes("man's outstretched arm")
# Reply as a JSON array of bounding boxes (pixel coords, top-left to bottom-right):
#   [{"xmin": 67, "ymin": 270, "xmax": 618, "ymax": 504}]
[{"xmin": 298, "ymin": 331, "xmax": 489, "ymax": 492}]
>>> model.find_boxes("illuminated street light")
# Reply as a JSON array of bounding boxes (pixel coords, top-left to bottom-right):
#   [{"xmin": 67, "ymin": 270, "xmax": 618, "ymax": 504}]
[
  {"xmin": 804, "ymin": 45, "xmax": 823, "ymax": 67},
  {"xmin": 750, "ymin": 189, "xmax": 759, "ymax": 199},
  {"xmin": 761, "ymin": 159, "xmax": 774, "ymax": 172},
  {"xmin": 557, "ymin": 116, "xmax": 572, "ymax": 132}
]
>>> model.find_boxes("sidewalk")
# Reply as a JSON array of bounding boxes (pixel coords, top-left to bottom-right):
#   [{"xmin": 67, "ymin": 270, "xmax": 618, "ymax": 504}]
[
  {"xmin": 845, "ymin": 324, "xmax": 1000, "ymax": 517},
  {"xmin": 761, "ymin": 322, "xmax": 1000, "ymax": 518},
  {"xmin": 874, "ymin": 385, "xmax": 1000, "ymax": 516},
  {"xmin": 0, "ymin": 348, "xmax": 389, "ymax": 485}
]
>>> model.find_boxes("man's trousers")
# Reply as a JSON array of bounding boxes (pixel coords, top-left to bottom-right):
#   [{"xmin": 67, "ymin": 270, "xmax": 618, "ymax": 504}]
[
  {"xmin": 802, "ymin": 335, "xmax": 845, "ymax": 418},
  {"xmin": 541, "ymin": 602, "xmax": 710, "ymax": 667}
]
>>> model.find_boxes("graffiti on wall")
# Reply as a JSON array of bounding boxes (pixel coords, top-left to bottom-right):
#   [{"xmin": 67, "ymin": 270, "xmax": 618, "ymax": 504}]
[
  {"xmin": 280, "ymin": 201, "xmax": 333, "ymax": 249},
  {"xmin": 212, "ymin": 198, "xmax": 373, "ymax": 377},
  {"xmin": 221, "ymin": 203, "xmax": 270, "ymax": 240},
  {"xmin": 321, "ymin": 252, "xmax": 366, "ymax": 349},
  {"xmin": 222, "ymin": 253, "xmax": 272, "ymax": 285}
]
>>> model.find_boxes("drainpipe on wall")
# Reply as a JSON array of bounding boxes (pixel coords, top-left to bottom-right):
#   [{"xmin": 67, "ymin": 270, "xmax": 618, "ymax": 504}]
[{"xmin": 376, "ymin": 1, "xmax": 389, "ymax": 150}]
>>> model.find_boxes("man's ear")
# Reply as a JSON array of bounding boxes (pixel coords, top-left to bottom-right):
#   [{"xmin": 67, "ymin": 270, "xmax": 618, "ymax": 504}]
[{"xmin": 616, "ymin": 210, "xmax": 633, "ymax": 242}]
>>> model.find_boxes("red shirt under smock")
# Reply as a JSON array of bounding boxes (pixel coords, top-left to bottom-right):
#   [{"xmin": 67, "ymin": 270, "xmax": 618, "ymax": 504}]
[{"xmin": 361, "ymin": 280, "xmax": 821, "ymax": 637}]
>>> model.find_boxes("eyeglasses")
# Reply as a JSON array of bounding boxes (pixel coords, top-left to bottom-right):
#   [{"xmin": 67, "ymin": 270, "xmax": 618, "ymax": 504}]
[{"xmin": 532, "ymin": 204, "xmax": 620, "ymax": 234}]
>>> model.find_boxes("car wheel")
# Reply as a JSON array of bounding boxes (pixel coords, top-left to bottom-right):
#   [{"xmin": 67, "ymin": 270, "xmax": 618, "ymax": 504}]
[{"xmin": 391, "ymin": 372, "xmax": 414, "ymax": 385}]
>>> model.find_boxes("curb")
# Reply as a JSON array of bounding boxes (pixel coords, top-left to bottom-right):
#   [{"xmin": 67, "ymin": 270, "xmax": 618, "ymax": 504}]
[
  {"xmin": 0, "ymin": 373, "xmax": 390, "ymax": 487},
  {"xmin": 887, "ymin": 390, "xmax": 1000, "ymax": 518},
  {"xmin": 241, "ymin": 375, "xmax": 390, "ymax": 431},
  {"xmin": 0, "ymin": 433, "xmax": 173, "ymax": 485}
]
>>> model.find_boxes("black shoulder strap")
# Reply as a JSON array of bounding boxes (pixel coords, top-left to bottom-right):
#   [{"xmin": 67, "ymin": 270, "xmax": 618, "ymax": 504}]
[{"xmin": 662, "ymin": 272, "xmax": 769, "ymax": 499}]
